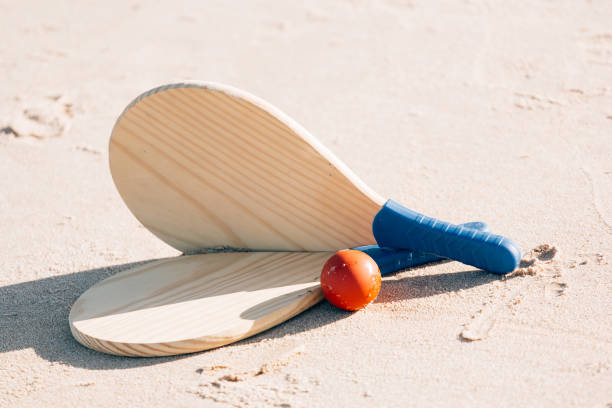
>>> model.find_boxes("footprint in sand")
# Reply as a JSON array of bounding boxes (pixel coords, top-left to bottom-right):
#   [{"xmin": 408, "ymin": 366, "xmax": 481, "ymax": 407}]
[
  {"xmin": 545, "ymin": 281, "xmax": 567, "ymax": 298},
  {"xmin": 460, "ymin": 244, "xmax": 562, "ymax": 342},
  {"xmin": 510, "ymin": 244, "xmax": 559, "ymax": 276},
  {"xmin": 581, "ymin": 32, "xmax": 612, "ymax": 67},
  {"xmin": 513, "ymin": 92, "xmax": 562, "ymax": 111},
  {"xmin": 1, "ymin": 94, "xmax": 74, "ymax": 139}
]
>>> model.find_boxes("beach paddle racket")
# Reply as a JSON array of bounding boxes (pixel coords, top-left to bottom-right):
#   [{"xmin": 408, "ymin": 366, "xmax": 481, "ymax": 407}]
[{"xmin": 108, "ymin": 82, "xmax": 520, "ymax": 272}]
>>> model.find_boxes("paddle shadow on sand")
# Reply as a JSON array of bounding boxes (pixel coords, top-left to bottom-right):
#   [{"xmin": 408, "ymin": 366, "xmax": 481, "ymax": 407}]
[
  {"xmin": 0, "ymin": 260, "xmax": 189, "ymax": 370},
  {"xmin": 0, "ymin": 259, "xmax": 504, "ymax": 369}
]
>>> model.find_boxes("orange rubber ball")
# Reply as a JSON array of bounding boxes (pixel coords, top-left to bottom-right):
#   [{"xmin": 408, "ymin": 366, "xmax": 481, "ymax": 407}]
[{"xmin": 320, "ymin": 249, "xmax": 381, "ymax": 311}]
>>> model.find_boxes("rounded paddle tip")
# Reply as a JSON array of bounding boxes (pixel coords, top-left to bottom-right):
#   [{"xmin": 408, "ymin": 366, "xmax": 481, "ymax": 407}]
[{"xmin": 320, "ymin": 250, "xmax": 381, "ymax": 311}]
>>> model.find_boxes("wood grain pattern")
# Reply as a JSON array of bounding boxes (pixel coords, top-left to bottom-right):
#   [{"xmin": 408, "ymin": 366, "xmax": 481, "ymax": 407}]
[
  {"xmin": 109, "ymin": 82, "xmax": 384, "ymax": 253},
  {"xmin": 69, "ymin": 252, "xmax": 331, "ymax": 357}
]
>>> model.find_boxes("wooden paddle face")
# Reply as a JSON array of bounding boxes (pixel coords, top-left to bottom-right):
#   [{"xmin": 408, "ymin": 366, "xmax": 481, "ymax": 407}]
[
  {"xmin": 109, "ymin": 82, "xmax": 383, "ymax": 253},
  {"xmin": 69, "ymin": 252, "xmax": 331, "ymax": 356}
]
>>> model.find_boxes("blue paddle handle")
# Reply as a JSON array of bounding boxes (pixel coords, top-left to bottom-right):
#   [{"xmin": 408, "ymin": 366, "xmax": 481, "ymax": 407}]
[
  {"xmin": 354, "ymin": 221, "xmax": 490, "ymax": 276},
  {"xmin": 372, "ymin": 200, "xmax": 521, "ymax": 274}
]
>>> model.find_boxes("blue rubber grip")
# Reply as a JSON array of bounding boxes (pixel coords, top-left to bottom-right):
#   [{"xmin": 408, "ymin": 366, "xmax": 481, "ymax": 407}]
[
  {"xmin": 372, "ymin": 200, "xmax": 521, "ymax": 274},
  {"xmin": 354, "ymin": 221, "xmax": 490, "ymax": 276}
]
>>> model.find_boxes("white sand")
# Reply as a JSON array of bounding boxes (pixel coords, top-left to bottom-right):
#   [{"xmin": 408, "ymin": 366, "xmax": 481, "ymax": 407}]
[{"xmin": 1, "ymin": 1, "xmax": 611, "ymax": 406}]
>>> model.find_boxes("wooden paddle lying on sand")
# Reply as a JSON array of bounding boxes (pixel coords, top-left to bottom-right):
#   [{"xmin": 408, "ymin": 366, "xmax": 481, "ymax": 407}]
[
  {"xmin": 70, "ymin": 223, "xmax": 489, "ymax": 357},
  {"xmin": 69, "ymin": 82, "xmax": 519, "ymax": 356}
]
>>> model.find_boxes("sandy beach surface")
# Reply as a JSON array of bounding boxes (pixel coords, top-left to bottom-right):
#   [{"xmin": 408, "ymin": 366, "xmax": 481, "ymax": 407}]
[{"xmin": 1, "ymin": 1, "xmax": 611, "ymax": 406}]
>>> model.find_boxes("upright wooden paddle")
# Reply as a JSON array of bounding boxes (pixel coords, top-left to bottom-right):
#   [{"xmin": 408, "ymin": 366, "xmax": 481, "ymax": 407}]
[
  {"xmin": 109, "ymin": 81, "xmax": 520, "ymax": 273},
  {"xmin": 69, "ymin": 222, "xmax": 488, "ymax": 357}
]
